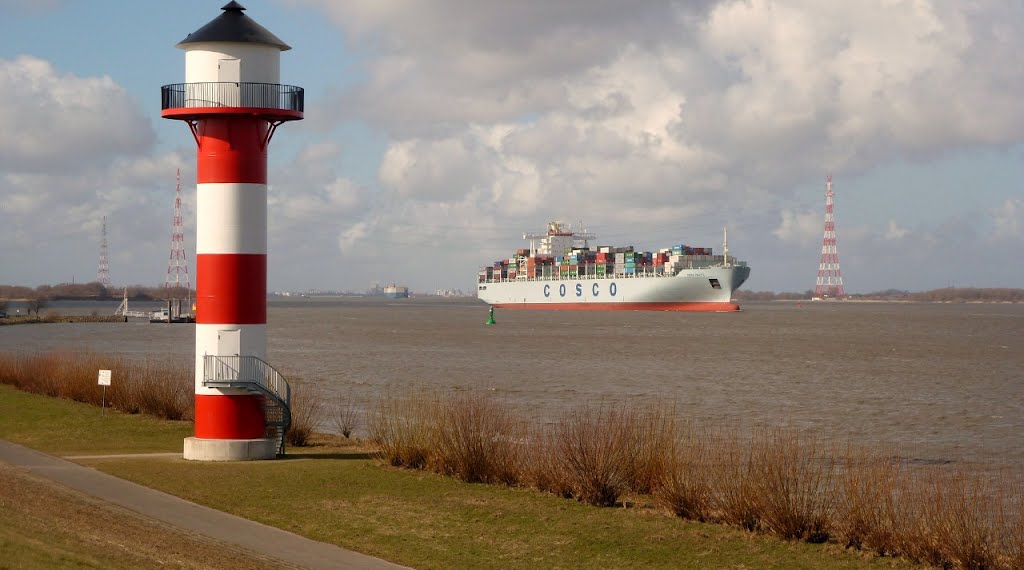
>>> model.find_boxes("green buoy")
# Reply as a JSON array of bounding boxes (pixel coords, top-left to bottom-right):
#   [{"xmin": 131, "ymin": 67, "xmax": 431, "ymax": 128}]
[{"xmin": 485, "ymin": 306, "xmax": 496, "ymax": 325}]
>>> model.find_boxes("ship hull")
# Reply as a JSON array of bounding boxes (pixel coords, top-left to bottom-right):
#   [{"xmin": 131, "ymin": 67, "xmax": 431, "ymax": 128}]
[{"xmin": 478, "ymin": 266, "xmax": 750, "ymax": 312}]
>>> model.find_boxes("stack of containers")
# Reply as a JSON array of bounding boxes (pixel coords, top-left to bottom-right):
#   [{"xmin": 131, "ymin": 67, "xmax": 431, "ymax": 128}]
[{"xmin": 481, "ymin": 239, "xmax": 722, "ymax": 283}]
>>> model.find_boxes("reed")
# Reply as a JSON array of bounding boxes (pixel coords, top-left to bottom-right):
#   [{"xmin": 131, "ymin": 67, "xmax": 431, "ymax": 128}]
[{"xmin": 0, "ymin": 350, "xmax": 191, "ymax": 420}]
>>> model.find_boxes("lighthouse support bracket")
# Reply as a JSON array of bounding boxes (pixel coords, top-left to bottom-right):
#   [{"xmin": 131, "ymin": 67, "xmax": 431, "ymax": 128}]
[
  {"xmin": 262, "ymin": 120, "xmax": 284, "ymax": 150},
  {"xmin": 186, "ymin": 120, "xmax": 201, "ymax": 148}
]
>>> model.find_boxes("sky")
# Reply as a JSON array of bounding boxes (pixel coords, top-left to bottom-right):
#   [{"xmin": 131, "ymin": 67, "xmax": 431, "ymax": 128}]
[{"xmin": 1, "ymin": 0, "xmax": 1022, "ymax": 294}]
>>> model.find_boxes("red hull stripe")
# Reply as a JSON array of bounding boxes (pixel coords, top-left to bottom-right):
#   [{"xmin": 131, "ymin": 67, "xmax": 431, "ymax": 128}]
[
  {"xmin": 196, "ymin": 254, "xmax": 267, "ymax": 324},
  {"xmin": 194, "ymin": 394, "xmax": 266, "ymax": 439},
  {"xmin": 195, "ymin": 117, "xmax": 268, "ymax": 184},
  {"xmin": 492, "ymin": 302, "xmax": 740, "ymax": 312}
]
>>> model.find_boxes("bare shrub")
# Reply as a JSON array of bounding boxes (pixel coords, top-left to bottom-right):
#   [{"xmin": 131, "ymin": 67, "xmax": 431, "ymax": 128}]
[
  {"xmin": 330, "ymin": 396, "xmax": 361, "ymax": 438},
  {"xmin": 554, "ymin": 403, "xmax": 639, "ymax": 507},
  {"xmin": 368, "ymin": 389, "xmax": 439, "ymax": 469},
  {"xmin": 748, "ymin": 429, "xmax": 836, "ymax": 543},
  {"xmin": 1008, "ymin": 505, "xmax": 1024, "ymax": 570},
  {"xmin": 286, "ymin": 380, "xmax": 326, "ymax": 447},
  {"xmin": 123, "ymin": 360, "xmax": 191, "ymax": 420},
  {"xmin": 26, "ymin": 297, "xmax": 48, "ymax": 316},
  {"xmin": 655, "ymin": 422, "xmax": 712, "ymax": 521},
  {"xmin": 520, "ymin": 425, "xmax": 572, "ymax": 498},
  {"xmin": 889, "ymin": 469, "xmax": 1003, "ymax": 568},
  {"xmin": 836, "ymin": 446, "xmax": 902, "ymax": 554},
  {"xmin": 708, "ymin": 431, "xmax": 761, "ymax": 531},
  {"xmin": 631, "ymin": 404, "xmax": 676, "ymax": 495},
  {"xmin": 431, "ymin": 391, "xmax": 524, "ymax": 485}
]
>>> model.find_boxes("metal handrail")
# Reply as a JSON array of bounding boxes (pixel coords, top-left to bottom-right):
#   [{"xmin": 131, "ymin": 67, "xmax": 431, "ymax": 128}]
[
  {"xmin": 161, "ymin": 82, "xmax": 304, "ymax": 112},
  {"xmin": 203, "ymin": 354, "xmax": 291, "ymax": 404}
]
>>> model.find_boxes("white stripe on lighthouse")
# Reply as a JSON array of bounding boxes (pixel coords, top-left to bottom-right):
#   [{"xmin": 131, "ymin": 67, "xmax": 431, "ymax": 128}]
[{"xmin": 196, "ymin": 183, "xmax": 267, "ymax": 254}]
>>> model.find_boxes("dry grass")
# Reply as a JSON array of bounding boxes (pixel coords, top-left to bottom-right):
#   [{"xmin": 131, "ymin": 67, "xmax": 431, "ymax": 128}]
[{"xmin": 0, "ymin": 351, "xmax": 191, "ymax": 420}]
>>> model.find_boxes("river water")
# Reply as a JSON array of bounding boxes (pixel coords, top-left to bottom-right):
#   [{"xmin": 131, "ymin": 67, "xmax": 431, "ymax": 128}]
[{"xmin": 2, "ymin": 298, "xmax": 1022, "ymax": 470}]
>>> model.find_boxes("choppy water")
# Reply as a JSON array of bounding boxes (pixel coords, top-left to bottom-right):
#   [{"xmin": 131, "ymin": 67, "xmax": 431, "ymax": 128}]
[{"xmin": 2, "ymin": 298, "xmax": 1022, "ymax": 469}]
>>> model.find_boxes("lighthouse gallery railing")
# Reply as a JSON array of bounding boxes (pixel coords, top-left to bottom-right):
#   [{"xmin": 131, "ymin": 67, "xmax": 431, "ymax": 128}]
[{"xmin": 161, "ymin": 82, "xmax": 304, "ymax": 112}]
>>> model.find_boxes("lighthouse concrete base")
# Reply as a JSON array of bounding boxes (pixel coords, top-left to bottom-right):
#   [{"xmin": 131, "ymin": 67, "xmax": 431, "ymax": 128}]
[{"xmin": 183, "ymin": 437, "xmax": 278, "ymax": 461}]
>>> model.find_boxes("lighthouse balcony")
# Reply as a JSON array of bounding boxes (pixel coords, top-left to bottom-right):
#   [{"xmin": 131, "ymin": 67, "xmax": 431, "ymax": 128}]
[{"xmin": 161, "ymin": 82, "xmax": 303, "ymax": 121}]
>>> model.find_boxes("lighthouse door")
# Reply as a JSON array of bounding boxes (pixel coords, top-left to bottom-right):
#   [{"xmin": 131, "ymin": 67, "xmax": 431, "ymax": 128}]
[
  {"xmin": 218, "ymin": 329, "xmax": 241, "ymax": 357},
  {"xmin": 217, "ymin": 58, "xmax": 241, "ymax": 106},
  {"xmin": 214, "ymin": 329, "xmax": 241, "ymax": 382}
]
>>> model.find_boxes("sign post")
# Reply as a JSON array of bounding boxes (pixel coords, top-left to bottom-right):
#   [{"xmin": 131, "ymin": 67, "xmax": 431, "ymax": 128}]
[{"xmin": 97, "ymin": 369, "xmax": 111, "ymax": 414}]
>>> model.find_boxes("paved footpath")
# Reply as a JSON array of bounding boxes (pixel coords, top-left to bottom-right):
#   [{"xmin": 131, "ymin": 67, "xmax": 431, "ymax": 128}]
[{"xmin": 0, "ymin": 439, "xmax": 407, "ymax": 570}]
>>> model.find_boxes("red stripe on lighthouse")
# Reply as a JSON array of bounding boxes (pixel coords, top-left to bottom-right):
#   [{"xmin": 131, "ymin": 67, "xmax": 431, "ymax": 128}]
[
  {"xmin": 194, "ymin": 394, "xmax": 267, "ymax": 439},
  {"xmin": 196, "ymin": 254, "xmax": 267, "ymax": 324},
  {"xmin": 196, "ymin": 116, "xmax": 269, "ymax": 184}
]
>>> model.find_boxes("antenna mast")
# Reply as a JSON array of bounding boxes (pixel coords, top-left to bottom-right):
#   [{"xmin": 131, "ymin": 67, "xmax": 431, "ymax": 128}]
[
  {"xmin": 97, "ymin": 216, "xmax": 111, "ymax": 287},
  {"xmin": 165, "ymin": 169, "xmax": 190, "ymax": 296},
  {"xmin": 723, "ymin": 226, "xmax": 729, "ymax": 267},
  {"xmin": 814, "ymin": 175, "xmax": 846, "ymax": 297}
]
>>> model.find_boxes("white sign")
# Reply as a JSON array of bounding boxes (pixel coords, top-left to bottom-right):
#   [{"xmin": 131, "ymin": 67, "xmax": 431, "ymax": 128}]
[{"xmin": 98, "ymin": 369, "xmax": 111, "ymax": 386}]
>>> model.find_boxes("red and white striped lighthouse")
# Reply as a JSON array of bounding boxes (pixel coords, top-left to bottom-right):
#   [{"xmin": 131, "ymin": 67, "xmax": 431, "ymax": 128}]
[{"xmin": 162, "ymin": 2, "xmax": 303, "ymax": 460}]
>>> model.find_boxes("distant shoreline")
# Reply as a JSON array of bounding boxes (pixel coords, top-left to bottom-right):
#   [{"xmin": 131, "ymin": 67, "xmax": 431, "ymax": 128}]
[{"xmin": 0, "ymin": 315, "xmax": 126, "ymax": 326}]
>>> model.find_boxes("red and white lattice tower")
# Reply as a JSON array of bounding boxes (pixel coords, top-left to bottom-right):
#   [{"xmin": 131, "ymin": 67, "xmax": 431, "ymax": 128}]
[
  {"xmin": 165, "ymin": 168, "xmax": 190, "ymax": 292},
  {"xmin": 814, "ymin": 175, "xmax": 846, "ymax": 297},
  {"xmin": 97, "ymin": 216, "xmax": 111, "ymax": 287}
]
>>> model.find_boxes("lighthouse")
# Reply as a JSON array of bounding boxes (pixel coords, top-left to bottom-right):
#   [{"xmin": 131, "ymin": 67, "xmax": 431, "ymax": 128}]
[{"xmin": 162, "ymin": 1, "xmax": 303, "ymax": 460}]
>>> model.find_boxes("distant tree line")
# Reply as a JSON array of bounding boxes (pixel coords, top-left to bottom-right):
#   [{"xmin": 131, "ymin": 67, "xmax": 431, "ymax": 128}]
[
  {"xmin": 0, "ymin": 283, "xmax": 194, "ymax": 303},
  {"xmin": 733, "ymin": 290, "xmax": 814, "ymax": 301},
  {"xmin": 734, "ymin": 287, "xmax": 1024, "ymax": 303}
]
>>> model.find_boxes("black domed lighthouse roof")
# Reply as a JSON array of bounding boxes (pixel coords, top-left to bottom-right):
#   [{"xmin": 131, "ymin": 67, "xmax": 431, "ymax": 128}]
[{"xmin": 177, "ymin": 1, "xmax": 290, "ymax": 51}]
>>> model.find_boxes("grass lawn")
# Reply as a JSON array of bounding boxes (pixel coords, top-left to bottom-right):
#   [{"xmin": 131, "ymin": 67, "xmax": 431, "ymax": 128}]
[
  {"xmin": 0, "ymin": 384, "xmax": 191, "ymax": 454},
  {"xmin": 1, "ymin": 385, "xmax": 915, "ymax": 569}
]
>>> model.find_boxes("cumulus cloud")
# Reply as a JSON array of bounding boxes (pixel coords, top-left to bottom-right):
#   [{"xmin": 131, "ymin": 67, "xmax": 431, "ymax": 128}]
[
  {"xmin": 293, "ymin": 1, "xmax": 1024, "ymax": 235},
  {"xmin": 773, "ymin": 209, "xmax": 820, "ymax": 243},
  {"xmin": 0, "ymin": 56, "xmax": 155, "ymax": 174},
  {"xmin": 886, "ymin": 220, "xmax": 909, "ymax": 240},
  {"xmin": 991, "ymin": 198, "xmax": 1022, "ymax": 241}
]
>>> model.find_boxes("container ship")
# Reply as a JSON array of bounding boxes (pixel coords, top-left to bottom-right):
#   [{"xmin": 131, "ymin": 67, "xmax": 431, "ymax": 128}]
[
  {"xmin": 384, "ymin": 284, "xmax": 409, "ymax": 299},
  {"xmin": 477, "ymin": 221, "xmax": 750, "ymax": 311}
]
